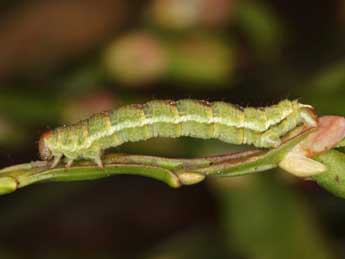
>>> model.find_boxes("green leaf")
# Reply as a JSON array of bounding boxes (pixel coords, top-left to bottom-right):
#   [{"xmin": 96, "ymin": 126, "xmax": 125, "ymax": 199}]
[{"xmin": 313, "ymin": 150, "xmax": 345, "ymax": 198}]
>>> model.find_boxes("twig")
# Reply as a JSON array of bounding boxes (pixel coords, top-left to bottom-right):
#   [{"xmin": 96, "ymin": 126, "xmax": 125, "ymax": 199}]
[{"xmin": 0, "ymin": 129, "xmax": 310, "ymax": 195}]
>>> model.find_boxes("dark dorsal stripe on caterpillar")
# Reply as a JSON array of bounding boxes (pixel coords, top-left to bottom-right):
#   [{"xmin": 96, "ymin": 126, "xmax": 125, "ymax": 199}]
[{"xmin": 38, "ymin": 99, "xmax": 317, "ymax": 168}]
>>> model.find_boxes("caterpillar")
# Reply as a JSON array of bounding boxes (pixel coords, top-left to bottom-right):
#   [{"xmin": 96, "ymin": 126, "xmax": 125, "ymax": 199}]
[{"xmin": 39, "ymin": 99, "xmax": 317, "ymax": 168}]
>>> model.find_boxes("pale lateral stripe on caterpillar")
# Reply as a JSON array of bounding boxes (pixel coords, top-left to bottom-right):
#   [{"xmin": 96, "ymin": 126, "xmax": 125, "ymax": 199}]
[{"xmin": 38, "ymin": 99, "xmax": 317, "ymax": 168}]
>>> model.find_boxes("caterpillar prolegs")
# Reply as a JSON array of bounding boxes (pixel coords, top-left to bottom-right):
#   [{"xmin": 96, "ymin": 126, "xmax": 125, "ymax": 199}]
[{"xmin": 39, "ymin": 99, "xmax": 317, "ymax": 168}]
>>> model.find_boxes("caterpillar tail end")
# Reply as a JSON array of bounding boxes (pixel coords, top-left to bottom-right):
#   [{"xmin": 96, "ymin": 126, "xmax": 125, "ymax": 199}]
[{"xmin": 300, "ymin": 105, "xmax": 318, "ymax": 128}]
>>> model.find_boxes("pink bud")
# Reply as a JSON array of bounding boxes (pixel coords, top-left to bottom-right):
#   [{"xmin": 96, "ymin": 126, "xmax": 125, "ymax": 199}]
[{"xmin": 301, "ymin": 116, "xmax": 345, "ymax": 157}]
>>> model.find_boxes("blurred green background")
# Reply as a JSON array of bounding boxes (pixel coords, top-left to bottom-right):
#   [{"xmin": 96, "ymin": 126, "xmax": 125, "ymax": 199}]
[{"xmin": 0, "ymin": 0, "xmax": 344, "ymax": 258}]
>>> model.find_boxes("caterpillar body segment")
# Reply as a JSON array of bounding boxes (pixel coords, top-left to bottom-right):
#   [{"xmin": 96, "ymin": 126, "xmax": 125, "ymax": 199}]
[{"xmin": 38, "ymin": 99, "xmax": 317, "ymax": 168}]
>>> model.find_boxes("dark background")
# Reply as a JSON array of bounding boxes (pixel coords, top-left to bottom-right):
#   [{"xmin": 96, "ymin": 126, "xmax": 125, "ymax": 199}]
[{"xmin": 0, "ymin": 0, "xmax": 344, "ymax": 258}]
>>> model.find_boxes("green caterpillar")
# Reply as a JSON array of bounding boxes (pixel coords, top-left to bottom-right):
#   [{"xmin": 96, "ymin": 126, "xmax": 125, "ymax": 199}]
[{"xmin": 39, "ymin": 99, "xmax": 317, "ymax": 168}]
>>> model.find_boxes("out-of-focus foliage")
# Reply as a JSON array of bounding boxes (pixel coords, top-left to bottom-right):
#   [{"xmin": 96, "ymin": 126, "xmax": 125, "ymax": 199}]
[
  {"xmin": 0, "ymin": 0, "xmax": 344, "ymax": 258},
  {"xmin": 61, "ymin": 91, "xmax": 118, "ymax": 124},
  {"xmin": 104, "ymin": 32, "xmax": 169, "ymax": 85},
  {"xmin": 212, "ymin": 174, "xmax": 337, "ymax": 259},
  {"xmin": 236, "ymin": 0, "xmax": 284, "ymax": 58},
  {"xmin": 0, "ymin": 116, "xmax": 25, "ymax": 147},
  {"xmin": 144, "ymin": 228, "xmax": 230, "ymax": 259},
  {"xmin": 302, "ymin": 62, "xmax": 345, "ymax": 115},
  {"xmin": 167, "ymin": 34, "xmax": 233, "ymax": 86},
  {"xmin": 149, "ymin": 0, "xmax": 234, "ymax": 29},
  {"xmin": 104, "ymin": 32, "xmax": 234, "ymax": 87}
]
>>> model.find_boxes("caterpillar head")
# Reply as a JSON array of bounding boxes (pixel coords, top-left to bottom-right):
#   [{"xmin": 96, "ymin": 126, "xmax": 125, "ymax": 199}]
[{"xmin": 39, "ymin": 131, "xmax": 53, "ymax": 161}]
